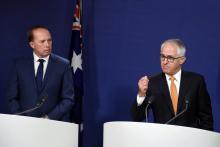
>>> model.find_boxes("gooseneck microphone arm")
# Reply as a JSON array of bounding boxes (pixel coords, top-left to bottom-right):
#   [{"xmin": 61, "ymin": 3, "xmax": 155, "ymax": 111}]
[
  {"xmin": 165, "ymin": 100, "xmax": 189, "ymax": 124},
  {"xmin": 145, "ymin": 96, "xmax": 154, "ymax": 122},
  {"xmin": 15, "ymin": 94, "xmax": 48, "ymax": 115}
]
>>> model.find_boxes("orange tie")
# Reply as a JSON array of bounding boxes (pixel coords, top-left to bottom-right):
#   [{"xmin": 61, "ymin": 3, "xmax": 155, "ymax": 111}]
[{"xmin": 170, "ymin": 76, "xmax": 178, "ymax": 115}]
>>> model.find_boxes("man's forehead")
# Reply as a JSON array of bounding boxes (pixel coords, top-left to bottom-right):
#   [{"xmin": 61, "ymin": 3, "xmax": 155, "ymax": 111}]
[
  {"xmin": 33, "ymin": 30, "xmax": 51, "ymax": 40},
  {"xmin": 161, "ymin": 43, "xmax": 178, "ymax": 54}
]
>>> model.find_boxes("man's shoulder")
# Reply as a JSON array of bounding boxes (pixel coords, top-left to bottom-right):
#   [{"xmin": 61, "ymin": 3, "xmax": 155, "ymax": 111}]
[
  {"xmin": 147, "ymin": 73, "xmax": 165, "ymax": 86},
  {"xmin": 50, "ymin": 53, "xmax": 70, "ymax": 65},
  {"xmin": 182, "ymin": 70, "xmax": 204, "ymax": 80},
  {"xmin": 149, "ymin": 71, "xmax": 205, "ymax": 81},
  {"xmin": 150, "ymin": 72, "xmax": 164, "ymax": 80},
  {"xmin": 13, "ymin": 56, "xmax": 32, "ymax": 65}
]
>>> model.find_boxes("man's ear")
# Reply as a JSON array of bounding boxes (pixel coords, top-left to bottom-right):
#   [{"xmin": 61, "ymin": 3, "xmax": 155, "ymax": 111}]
[
  {"xmin": 29, "ymin": 41, "xmax": 34, "ymax": 48},
  {"xmin": 180, "ymin": 57, "xmax": 186, "ymax": 65}
]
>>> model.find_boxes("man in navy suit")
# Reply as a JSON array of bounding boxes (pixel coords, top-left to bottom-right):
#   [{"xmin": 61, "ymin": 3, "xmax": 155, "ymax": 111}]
[
  {"xmin": 132, "ymin": 39, "xmax": 213, "ymax": 130},
  {"xmin": 7, "ymin": 26, "xmax": 74, "ymax": 122}
]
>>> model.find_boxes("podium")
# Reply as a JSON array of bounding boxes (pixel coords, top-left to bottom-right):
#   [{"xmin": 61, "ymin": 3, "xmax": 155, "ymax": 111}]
[
  {"xmin": 103, "ymin": 121, "xmax": 220, "ymax": 147},
  {"xmin": 0, "ymin": 114, "xmax": 78, "ymax": 147}
]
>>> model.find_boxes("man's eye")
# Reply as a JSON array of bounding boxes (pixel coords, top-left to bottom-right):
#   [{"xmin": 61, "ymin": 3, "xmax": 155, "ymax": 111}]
[{"xmin": 167, "ymin": 56, "xmax": 174, "ymax": 60}]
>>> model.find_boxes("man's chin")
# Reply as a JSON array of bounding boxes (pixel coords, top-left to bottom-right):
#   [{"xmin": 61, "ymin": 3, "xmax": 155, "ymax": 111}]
[
  {"xmin": 43, "ymin": 52, "xmax": 51, "ymax": 56},
  {"xmin": 40, "ymin": 53, "xmax": 50, "ymax": 58},
  {"xmin": 162, "ymin": 69, "xmax": 171, "ymax": 75}
]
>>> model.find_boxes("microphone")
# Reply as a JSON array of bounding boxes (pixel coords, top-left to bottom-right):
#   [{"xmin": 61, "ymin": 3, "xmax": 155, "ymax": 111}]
[
  {"xmin": 15, "ymin": 93, "xmax": 48, "ymax": 115},
  {"xmin": 165, "ymin": 100, "xmax": 189, "ymax": 124},
  {"xmin": 145, "ymin": 96, "xmax": 154, "ymax": 122}
]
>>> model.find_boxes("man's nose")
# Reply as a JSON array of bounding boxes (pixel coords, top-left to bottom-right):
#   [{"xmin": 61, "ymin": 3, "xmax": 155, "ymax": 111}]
[{"xmin": 45, "ymin": 41, "xmax": 50, "ymax": 46}]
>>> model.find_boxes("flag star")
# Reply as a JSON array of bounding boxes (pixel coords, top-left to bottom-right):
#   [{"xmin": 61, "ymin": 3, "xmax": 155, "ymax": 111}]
[{"xmin": 71, "ymin": 50, "xmax": 82, "ymax": 73}]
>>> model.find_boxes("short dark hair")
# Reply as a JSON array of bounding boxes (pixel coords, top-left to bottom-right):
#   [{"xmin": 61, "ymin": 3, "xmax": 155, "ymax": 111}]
[{"xmin": 27, "ymin": 25, "xmax": 50, "ymax": 42}]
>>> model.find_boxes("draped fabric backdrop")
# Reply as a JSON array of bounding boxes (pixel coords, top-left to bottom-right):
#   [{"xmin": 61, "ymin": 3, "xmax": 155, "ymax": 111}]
[
  {"xmin": 82, "ymin": 0, "xmax": 220, "ymax": 147},
  {"xmin": 0, "ymin": 1, "xmax": 220, "ymax": 147}
]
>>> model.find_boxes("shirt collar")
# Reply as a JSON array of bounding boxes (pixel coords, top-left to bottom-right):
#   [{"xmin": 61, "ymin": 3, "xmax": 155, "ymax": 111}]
[
  {"xmin": 33, "ymin": 52, "xmax": 50, "ymax": 63},
  {"xmin": 165, "ymin": 69, "xmax": 182, "ymax": 82}
]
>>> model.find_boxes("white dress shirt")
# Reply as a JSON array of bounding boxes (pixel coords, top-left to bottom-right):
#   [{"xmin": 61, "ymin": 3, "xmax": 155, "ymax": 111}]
[{"xmin": 33, "ymin": 52, "xmax": 50, "ymax": 79}]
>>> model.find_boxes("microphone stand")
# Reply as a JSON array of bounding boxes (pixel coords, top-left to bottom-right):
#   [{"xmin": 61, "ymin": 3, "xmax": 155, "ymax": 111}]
[
  {"xmin": 145, "ymin": 96, "xmax": 154, "ymax": 122},
  {"xmin": 15, "ymin": 94, "xmax": 48, "ymax": 115},
  {"xmin": 15, "ymin": 103, "xmax": 43, "ymax": 115},
  {"xmin": 165, "ymin": 100, "xmax": 189, "ymax": 124}
]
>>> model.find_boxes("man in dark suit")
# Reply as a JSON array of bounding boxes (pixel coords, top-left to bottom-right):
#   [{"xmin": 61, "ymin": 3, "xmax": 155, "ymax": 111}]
[
  {"xmin": 132, "ymin": 39, "xmax": 213, "ymax": 130},
  {"xmin": 7, "ymin": 26, "xmax": 74, "ymax": 122}
]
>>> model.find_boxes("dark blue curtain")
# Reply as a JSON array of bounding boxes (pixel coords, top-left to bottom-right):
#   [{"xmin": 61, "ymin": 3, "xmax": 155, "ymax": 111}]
[
  {"xmin": 1, "ymin": 1, "xmax": 220, "ymax": 147},
  {"xmin": 82, "ymin": 0, "xmax": 220, "ymax": 147}
]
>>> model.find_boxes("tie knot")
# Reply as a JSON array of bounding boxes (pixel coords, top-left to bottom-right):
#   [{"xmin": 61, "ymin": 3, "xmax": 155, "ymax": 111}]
[
  {"xmin": 169, "ymin": 76, "xmax": 175, "ymax": 81},
  {"xmin": 38, "ymin": 59, "xmax": 45, "ymax": 63}
]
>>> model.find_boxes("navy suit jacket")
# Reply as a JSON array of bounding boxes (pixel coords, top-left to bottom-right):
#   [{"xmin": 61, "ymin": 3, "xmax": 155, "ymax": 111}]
[
  {"xmin": 132, "ymin": 71, "xmax": 213, "ymax": 130},
  {"xmin": 7, "ymin": 53, "xmax": 74, "ymax": 122}
]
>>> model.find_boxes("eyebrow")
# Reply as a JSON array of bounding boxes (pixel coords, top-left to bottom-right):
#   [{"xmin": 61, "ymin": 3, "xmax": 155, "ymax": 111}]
[{"xmin": 160, "ymin": 54, "xmax": 176, "ymax": 58}]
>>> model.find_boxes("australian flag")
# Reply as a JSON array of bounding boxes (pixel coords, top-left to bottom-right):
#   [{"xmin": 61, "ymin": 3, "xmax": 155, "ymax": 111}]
[{"xmin": 70, "ymin": 0, "xmax": 83, "ymax": 124}]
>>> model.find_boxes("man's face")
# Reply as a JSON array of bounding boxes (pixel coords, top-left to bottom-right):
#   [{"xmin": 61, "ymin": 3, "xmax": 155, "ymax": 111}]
[
  {"xmin": 29, "ymin": 28, "xmax": 52, "ymax": 58},
  {"xmin": 160, "ymin": 42, "xmax": 185, "ymax": 75}
]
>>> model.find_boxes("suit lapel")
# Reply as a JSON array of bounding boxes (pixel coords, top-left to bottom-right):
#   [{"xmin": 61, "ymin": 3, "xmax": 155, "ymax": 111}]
[
  {"xmin": 28, "ymin": 57, "xmax": 38, "ymax": 95},
  {"xmin": 41, "ymin": 54, "xmax": 54, "ymax": 94},
  {"xmin": 161, "ymin": 73, "xmax": 175, "ymax": 115},
  {"xmin": 177, "ymin": 71, "xmax": 189, "ymax": 113}
]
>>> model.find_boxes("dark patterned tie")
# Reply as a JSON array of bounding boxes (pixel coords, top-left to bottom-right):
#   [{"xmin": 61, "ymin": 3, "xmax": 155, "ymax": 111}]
[{"xmin": 36, "ymin": 59, "xmax": 45, "ymax": 95}]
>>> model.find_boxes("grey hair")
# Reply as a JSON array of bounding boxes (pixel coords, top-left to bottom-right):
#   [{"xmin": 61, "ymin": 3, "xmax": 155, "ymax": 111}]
[{"xmin": 161, "ymin": 39, "xmax": 186, "ymax": 56}]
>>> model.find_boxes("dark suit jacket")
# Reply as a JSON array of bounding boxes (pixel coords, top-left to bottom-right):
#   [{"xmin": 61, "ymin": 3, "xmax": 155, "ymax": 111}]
[
  {"xmin": 132, "ymin": 71, "xmax": 213, "ymax": 130},
  {"xmin": 7, "ymin": 53, "xmax": 74, "ymax": 122}
]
